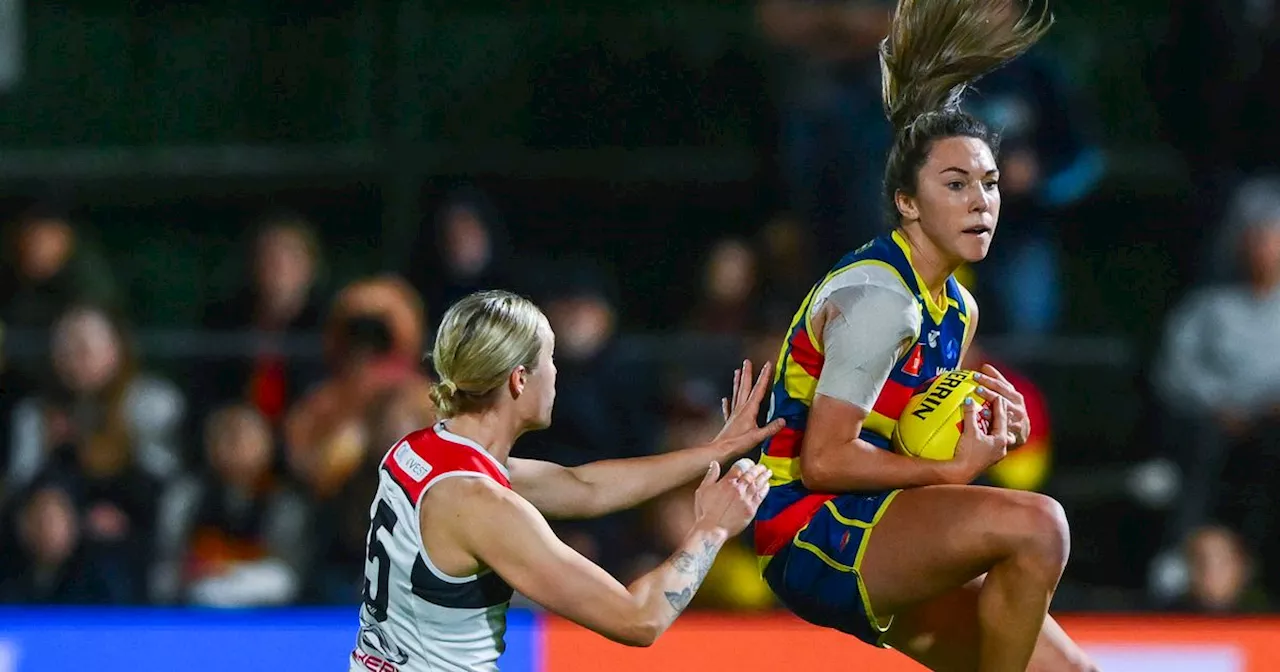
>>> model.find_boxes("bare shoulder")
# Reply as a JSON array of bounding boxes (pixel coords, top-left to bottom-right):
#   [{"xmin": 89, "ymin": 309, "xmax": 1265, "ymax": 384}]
[{"xmin": 427, "ymin": 475, "xmax": 527, "ymax": 515}]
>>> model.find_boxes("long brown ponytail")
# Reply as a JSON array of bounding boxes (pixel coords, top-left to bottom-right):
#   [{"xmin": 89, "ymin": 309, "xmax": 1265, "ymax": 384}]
[{"xmin": 880, "ymin": 0, "xmax": 1053, "ymax": 221}]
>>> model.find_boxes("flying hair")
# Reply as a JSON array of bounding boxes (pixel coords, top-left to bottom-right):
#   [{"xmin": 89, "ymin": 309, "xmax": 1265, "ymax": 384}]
[{"xmin": 879, "ymin": 0, "xmax": 1054, "ymax": 133}]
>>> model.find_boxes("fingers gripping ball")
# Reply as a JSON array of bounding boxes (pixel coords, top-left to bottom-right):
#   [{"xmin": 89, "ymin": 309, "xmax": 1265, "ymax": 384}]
[{"xmin": 891, "ymin": 370, "xmax": 990, "ymax": 460}]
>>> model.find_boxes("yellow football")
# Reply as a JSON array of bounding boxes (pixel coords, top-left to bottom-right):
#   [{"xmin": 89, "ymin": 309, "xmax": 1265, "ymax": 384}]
[{"xmin": 891, "ymin": 369, "xmax": 989, "ymax": 461}]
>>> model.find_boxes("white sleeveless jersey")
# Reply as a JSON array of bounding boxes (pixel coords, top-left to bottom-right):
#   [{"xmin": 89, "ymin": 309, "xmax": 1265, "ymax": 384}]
[{"xmin": 349, "ymin": 423, "xmax": 515, "ymax": 672}]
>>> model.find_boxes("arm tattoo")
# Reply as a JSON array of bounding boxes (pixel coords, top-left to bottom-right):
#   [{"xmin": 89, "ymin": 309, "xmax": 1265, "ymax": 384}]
[{"xmin": 663, "ymin": 539, "xmax": 719, "ymax": 612}]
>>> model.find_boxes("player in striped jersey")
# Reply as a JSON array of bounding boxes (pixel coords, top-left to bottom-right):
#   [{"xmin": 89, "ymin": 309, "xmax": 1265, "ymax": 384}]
[
  {"xmin": 751, "ymin": 1, "xmax": 1096, "ymax": 670},
  {"xmin": 350, "ymin": 290, "xmax": 781, "ymax": 672}
]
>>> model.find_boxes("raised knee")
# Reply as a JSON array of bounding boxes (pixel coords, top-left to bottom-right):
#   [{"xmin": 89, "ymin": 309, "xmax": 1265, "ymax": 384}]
[{"xmin": 1002, "ymin": 493, "xmax": 1071, "ymax": 571}]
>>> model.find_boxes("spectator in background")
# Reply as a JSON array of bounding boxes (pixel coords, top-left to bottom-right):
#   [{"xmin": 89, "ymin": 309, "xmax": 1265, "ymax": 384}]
[
  {"xmin": 757, "ymin": 0, "xmax": 895, "ymax": 264},
  {"xmin": 686, "ymin": 237, "xmax": 761, "ymax": 336},
  {"xmin": 306, "ymin": 384, "xmax": 434, "ymax": 604},
  {"xmin": 285, "ymin": 276, "xmax": 434, "ymax": 501},
  {"xmin": 7, "ymin": 305, "xmax": 185, "ymax": 492},
  {"xmin": 756, "ymin": 213, "xmax": 818, "ymax": 325},
  {"xmin": 192, "ymin": 212, "xmax": 327, "ymax": 447},
  {"xmin": 0, "ymin": 203, "xmax": 119, "ymax": 336},
  {"xmin": 512, "ymin": 261, "xmax": 662, "ymax": 577},
  {"xmin": 961, "ymin": 41, "xmax": 1105, "ymax": 335},
  {"xmin": 5, "ymin": 307, "xmax": 178, "ymax": 604},
  {"xmin": 154, "ymin": 405, "xmax": 308, "ymax": 606},
  {"xmin": 0, "ymin": 484, "xmax": 122, "ymax": 604},
  {"xmin": 1172, "ymin": 526, "xmax": 1269, "ymax": 613},
  {"xmin": 0, "ymin": 204, "xmax": 120, "ymax": 429},
  {"xmin": 1153, "ymin": 175, "xmax": 1280, "ymax": 604},
  {"xmin": 406, "ymin": 185, "xmax": 513, "ymax": 327}
]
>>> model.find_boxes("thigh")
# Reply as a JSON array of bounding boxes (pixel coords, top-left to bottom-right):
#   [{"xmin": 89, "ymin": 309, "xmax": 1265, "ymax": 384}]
[
  {"xmin": 857, "ymin": 484, "xmax": 1068, "ymax": 618},
  {"xmin": 884, "ymin": 577, "xmax": 1094, "ymax": 672}
]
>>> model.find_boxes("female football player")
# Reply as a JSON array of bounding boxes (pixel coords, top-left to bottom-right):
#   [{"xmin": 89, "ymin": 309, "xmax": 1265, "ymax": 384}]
[
  {"xmin": 752, "ymin": 0, "xmax": 1098, "ymax": 670},
  {"xmin": 350, "ymin": 289, "xmax": 781, "ymax": 672}
]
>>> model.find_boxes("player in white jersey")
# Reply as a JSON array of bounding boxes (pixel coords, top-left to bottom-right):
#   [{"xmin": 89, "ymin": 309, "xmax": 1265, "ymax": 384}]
[{"xmin": 351, "ymin": 289, "xmax": 782, "ymax": 672}]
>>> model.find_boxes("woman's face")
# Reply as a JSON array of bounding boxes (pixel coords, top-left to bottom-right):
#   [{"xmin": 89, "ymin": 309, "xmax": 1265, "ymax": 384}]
[
  {"xmin": 898, "ymin": 136, "xmax": 1002, "ymax": 264},
  {"xmin": 705, "ymin": 240, "xmax": 757, "ymax": 304},
  {"xmin": 254, "ymin": 226, "xmax": 315, "ymax": 304},
  {"xmin": 442, "ymin": 207, "xmax": 491, "ymax": 277},
  {"xmin": 52, "ymin": 309, "xmax": 122, "ymax": 394}
]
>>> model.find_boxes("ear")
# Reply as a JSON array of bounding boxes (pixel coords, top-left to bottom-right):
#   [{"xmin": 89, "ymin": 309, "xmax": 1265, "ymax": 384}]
[
  {"xmin": 895, "ymin": 190, "xmax": 920, "ymax": 221},
  {"xmin": 507, "ymin": 365, "xmax": 528, "ymax": 398}
]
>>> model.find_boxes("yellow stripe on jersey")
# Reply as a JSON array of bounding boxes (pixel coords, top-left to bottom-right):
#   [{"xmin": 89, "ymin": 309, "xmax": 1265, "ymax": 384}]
[
  {"xmin": 863, "ymin": 410, "xmax": 897, "ymax": 439},
  {"xmin": 760, "ymin": 454, "xmax": 802, "ymax": 487}
]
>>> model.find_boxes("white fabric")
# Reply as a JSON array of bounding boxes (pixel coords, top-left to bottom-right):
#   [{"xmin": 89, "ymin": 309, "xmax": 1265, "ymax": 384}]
[
  {"xmin": 812, "ymin": 265, "xmax": 921, "ymax": 410},
  {"xmin": 349, "ymin": 432, "xmax": 510, "ymax": 672}
]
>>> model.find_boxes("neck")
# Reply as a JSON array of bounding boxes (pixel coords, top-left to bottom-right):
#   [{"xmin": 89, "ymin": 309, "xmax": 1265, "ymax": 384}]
[
  {"xmin": 438, "ymin": 409, "xmax": 523, "ymax": 466},
  {"xmin": 898, "ymin": 225, "xmax": 959, "ymax": 301}
]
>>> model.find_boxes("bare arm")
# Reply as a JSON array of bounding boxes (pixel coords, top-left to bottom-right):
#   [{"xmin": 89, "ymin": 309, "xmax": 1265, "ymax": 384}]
[
  {"xmin": 510, "ymin": 447, "xmax": 725, "ymax": 520},
  {"xmin": 801, "ymin": 393, "xmax": 963, "ymax": 491},
  {"xmin": 510, "ymin": 360, "xmax": 784, "ymax": 520},
  {"xmin": 449, "ymin": 463, "xmax": 768, "ymax": 646},
  {"xmin": 800, "ymin": 285, "xmax": 968, "ymax": 491}
]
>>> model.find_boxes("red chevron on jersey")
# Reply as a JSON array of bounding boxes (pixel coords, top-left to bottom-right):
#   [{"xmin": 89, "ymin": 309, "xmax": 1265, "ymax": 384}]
[
  {"xmin": 381, "ymin": 425, "xmax": 511, "ymax": 505},
  {"xmin": 903, "ymin": 344, "xmax": 924, "ymax": 377},
  {"xmin": 788, "ymin": 327, "xmax": 824, "ymax": 378}
]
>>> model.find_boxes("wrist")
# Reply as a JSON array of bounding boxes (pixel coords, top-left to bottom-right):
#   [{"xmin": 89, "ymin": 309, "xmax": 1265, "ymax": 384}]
[
  {"xmin": 703, "ymin": 439, "xmax": 739, "ymax": 464},
  {"xmin": 938, "ymin": 459, "xmax": 972, "ymax": 486},
  {"xmin": 689, "ymin": 521, "xmax": 732, "ymax": 546}
]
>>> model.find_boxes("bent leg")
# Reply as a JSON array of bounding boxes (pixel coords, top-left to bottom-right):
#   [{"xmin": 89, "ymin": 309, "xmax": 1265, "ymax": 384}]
[
  {"xmin": 858, "ymin": 485, "xmax": 1071, "ymax": 672},
  {"xmin": 884, "ymin": 576, "xmax": 1097, "ymax": 672}
]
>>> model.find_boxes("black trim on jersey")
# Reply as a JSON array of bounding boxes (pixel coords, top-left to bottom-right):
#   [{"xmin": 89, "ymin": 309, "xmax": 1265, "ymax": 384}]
[
  {"xmin": 381, "ymin": 463, "xmax": 415, "ymax": 502},
  {"xmin": 411, "ymin": 556, "xmax": 514, "ymax": 609}
]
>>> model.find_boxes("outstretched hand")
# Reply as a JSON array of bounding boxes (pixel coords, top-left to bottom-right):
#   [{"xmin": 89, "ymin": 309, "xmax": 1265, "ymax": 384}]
[
  {"xmin": 712, "ymin": 359, "xmax": 785, "ymax": 459},
  {"xmin": 694, "ymin": 458, "xmax": 771, "ymax": 538}
]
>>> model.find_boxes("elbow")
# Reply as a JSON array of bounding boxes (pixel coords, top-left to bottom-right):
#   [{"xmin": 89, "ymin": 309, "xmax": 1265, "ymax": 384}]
[
  {"xmin": 799, "ymin": 455, "xmax": 833, "ymax": 492},
  {"xmin": 616, "ymin": 620, "xmax": 661, "ymax": 648}
]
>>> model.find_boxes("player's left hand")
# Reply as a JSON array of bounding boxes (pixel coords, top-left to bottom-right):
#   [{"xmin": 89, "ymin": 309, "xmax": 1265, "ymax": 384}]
[
  {"xmin": 973, "ymin": 364, "xmax": 1029, "ymax": 448},
  {"xmin": 713, "ymin": 359, "xmax": 785, "ymax": 458}
]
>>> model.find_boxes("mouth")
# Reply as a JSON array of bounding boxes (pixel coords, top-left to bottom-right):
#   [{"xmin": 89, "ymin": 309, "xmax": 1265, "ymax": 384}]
[{"xmin": 962, "ymin": 225, "xmax": 992, "ymax": 236}]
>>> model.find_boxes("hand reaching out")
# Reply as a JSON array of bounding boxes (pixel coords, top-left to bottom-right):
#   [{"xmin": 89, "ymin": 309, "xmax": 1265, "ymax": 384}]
[
  {"xmin": 713, "ymin": 359, "xmax": 785, "ymax": 458},
  {"xmin": 693, "ymin": 458, "xmax": 771, "ymax": 537}
]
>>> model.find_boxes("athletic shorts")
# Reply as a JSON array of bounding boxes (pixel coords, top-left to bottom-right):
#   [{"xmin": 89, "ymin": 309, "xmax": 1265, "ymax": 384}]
[{"xmin": 761, "ymin": 489, "xmax": 902, "ymax": 646}]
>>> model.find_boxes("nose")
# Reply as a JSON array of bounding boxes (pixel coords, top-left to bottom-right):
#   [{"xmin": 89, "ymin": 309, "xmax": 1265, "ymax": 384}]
[{"xmin": 969, "ymin": 186, "xmax": 991, "ymax": 213}]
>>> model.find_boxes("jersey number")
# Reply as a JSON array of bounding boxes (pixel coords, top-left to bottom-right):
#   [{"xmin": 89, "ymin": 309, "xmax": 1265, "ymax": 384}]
[{"xmin": 362, "ymin": 500, "xmax": 399, "ymax": 623}]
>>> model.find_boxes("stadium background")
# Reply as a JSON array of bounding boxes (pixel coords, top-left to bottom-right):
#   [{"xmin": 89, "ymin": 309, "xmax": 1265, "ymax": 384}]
[{"xmin": 2, "ymin": 0, "xmax": 1280, "ymax": 670}]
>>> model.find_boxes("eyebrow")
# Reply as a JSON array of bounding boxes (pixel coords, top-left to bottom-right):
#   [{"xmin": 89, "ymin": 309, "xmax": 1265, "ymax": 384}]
[{"xmin": 940, "ymin": 167, "xmax": 1000, "ymax": 176}]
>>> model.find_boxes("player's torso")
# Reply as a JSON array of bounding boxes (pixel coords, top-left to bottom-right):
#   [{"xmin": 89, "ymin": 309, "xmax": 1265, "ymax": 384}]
[
  {"xmin": 753, "ymin": 231, "xmax": 973, "ymax": 556},
  {"xmin": 351, "ymin": 425, "xmax": 515, "ymax": 672}
]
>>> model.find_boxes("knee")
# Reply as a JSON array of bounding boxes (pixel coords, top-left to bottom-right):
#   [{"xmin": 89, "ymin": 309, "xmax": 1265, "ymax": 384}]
[{"xmin": 999, "ymin": 493, "xmax": 1071, "ymax": 572}]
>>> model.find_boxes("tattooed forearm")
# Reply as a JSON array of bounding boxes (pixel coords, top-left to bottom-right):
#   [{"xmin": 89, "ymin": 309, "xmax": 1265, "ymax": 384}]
[{"xmin": 663, "ymin": 539, "xmax": 719, "ymax": 612}]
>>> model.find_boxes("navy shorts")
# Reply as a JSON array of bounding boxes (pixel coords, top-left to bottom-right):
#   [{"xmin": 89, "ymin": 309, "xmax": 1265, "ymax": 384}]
[{"xmin": 761, "ymin": 489, "xmax": 902, "ymax": 646}]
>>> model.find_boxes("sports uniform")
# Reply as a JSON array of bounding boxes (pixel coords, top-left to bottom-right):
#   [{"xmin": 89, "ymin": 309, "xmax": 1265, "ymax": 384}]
[
  {"xmin": 350, "ymin": 423, "xmax": 514, "ymax": 672},
  {"xmin": 752, "ymin": 230, "xmax": 976, "ymax": 645}
]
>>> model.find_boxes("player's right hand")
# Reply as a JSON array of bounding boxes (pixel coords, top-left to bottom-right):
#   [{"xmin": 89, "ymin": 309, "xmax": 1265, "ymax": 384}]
[
  {"xmin": 950, "ymin": 396, "xmax": 1011, "ymax": 484},
  {"xmin": 692, "ymin": 459, "xmax": 771, "ymax": 537},
  {"xmin": 714, "ymin": 359, "xmax": 786, "ymax": 458}
]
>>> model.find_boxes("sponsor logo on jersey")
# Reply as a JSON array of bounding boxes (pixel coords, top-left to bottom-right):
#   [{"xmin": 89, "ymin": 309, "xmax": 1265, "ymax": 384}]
[
  {"xmin": 353, "ymin": 649, "xmax": 401, "ymax": 672},
  {"xmin": 393, "ymin": 442, "xmax": 432, "ymax": 482}
]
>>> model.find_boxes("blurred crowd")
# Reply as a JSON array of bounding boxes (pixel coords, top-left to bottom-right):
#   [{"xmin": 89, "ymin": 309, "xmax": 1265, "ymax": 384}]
[
  {"xmin": 0, "ymin": 0, "xmax": 1279, "ymax": 619},
  {"xmin": 0, "ymin": 187, "xmax": 1059, "ymax": 613}
]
